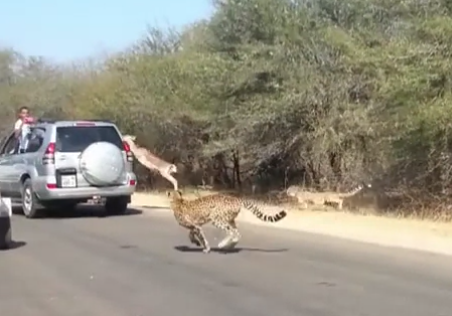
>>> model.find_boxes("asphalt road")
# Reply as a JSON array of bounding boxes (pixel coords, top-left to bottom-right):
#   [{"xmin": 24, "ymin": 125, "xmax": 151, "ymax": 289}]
[{"xmin": 1, "ymin": 206, "xmax": 452, "ymax": 316}]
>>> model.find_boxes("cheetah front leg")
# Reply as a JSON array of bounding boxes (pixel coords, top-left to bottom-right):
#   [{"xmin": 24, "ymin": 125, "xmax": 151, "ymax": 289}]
[
  {"xmin": 195, "ymin": 227, "xmax": 211, "ymax": 253},
  {"xmin": 186, "ymin": 225, "xmax": 210, "ymax": 253},
  {"xmin": 187, "ymin": 227, "xmax": 210, "ymax": 253},
  {"xmin": 188, "ymin": 227, "xmax": 210, "ymax": 249},
  {"xmin": 188, "ymin": 229, "xmax": 201, "ymax": 246}
]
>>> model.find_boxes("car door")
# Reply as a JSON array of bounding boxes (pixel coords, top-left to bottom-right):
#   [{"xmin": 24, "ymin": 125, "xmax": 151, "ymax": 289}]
[
  {"xmin": 9, "ymin": 152, "xmax": 28, "ymax": 197},
  {"xmin": 9, "ymin": 128, "xmax": 46, "ymax": 194},
  {"xmin": 0, "ymin": 133, "xmax": 20, "ymax": 195}
]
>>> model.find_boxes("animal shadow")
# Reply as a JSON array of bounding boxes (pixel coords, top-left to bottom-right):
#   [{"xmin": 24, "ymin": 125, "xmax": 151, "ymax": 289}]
[
  {"xmin": 140, "ymin": 205, "xmax": 170, "ymax": 211},
  {"xmin": 119, "ymin": 244, "xmax": 138, "ymax": 249},
  {"xmin": 44, "ymin": 206, "xmax": 143, "ymax": 219},
  {"xmin": 0, "ymin": 240, "xmax": 27, "ymax": 251},
  {"xmin": 174, "ymin": 245, "xmax": 288, "ymax": 254}
]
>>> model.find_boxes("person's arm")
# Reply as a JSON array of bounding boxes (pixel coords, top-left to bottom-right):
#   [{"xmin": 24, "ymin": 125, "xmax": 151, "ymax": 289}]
[{"xmin": 14, "ymin": 119, "xmax": 22, "ymax": 138}]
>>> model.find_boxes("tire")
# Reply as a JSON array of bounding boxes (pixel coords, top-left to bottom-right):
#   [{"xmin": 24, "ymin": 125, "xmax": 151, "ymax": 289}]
[
  {"xmin": 105, "ymin": 196, "xmax": 129, "ymax": 216},
  {"xmin": 21, "ymin": 178, "xmax": 43, "ymax": 219}
]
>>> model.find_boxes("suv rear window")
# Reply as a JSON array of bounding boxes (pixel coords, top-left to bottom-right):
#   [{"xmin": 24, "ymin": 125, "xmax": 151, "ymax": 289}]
[{"xmin": 56, "ymin": 126, "xmax": 123, "ymax": 153}]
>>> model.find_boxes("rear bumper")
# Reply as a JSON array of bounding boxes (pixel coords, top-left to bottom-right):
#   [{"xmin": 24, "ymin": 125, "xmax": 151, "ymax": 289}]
[{"xmin": 33, "ymin": 174, "xmax": 137, "ymax": 201}]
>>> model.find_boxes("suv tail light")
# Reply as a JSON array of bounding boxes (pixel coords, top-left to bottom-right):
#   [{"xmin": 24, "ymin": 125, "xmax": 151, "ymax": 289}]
[
  {"xmin": 123, "ymin": 141, "xmax": 133, "ymax": 162},
  {"xmin": 42, "ymin": 142, "xmax": 56, "ymax": 165}
]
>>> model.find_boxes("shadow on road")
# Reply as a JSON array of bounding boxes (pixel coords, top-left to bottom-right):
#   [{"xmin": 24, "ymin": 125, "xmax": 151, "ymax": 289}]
[
  {"xmin": 13, "ymin": 205, "xmax": 143, "ymax": 219},
  {"xmin": 0, "ymin": 240, "xmax": 27, "ymax": 251},
  {"xmin": 12, "ymin": 206, "xmax": 24, "ymax": 215},
  {"xmin": 45, "ymin": 206, "xmax": 143, "ymax": 219},
  {"xmin": 140, "ymin": 205, "xmax": 169, "ymax": 211},
  {"xmin": 174, "ymin": 245, "xmax": 288, "ymax": 254}
]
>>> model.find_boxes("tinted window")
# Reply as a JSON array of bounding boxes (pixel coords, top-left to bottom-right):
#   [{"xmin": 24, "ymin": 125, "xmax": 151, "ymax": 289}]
[{"xmin": 56, "ymin": 126, "xmax": 123, "ymax": 153}]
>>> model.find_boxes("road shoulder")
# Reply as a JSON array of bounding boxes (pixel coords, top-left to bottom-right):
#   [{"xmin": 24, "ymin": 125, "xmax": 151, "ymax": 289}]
[{"xmin": 131, "ymin": 192, "xmax": 452, "ymax": 256}]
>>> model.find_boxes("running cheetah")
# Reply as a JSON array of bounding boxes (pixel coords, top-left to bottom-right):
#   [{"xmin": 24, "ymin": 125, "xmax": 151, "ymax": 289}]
[
  {"xmin": 286, "ymin": 185, "xmax": 322, "ymax": 208},
  {"xmin": 167, "ymin": 190, "xmax": 287, "ymax": 253},
  {"xmin": 323, "ymin": 183, "xmax": 372, "ymax": 209},
  {"xmin": 287, "ymin": 183, "xmax": 372, "ymax": 210}
]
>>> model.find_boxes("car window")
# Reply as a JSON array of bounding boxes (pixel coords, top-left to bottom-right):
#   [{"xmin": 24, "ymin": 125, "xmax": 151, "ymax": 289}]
[
  {"xmin": 24, "ymin": 128, "xmax": 46, "ymax": 153},
  {"xmin": 56, "ymin": 126, "xmax": 123, "ymax": 153},
  {"xmin": 0, "ymin": 135, "xmax": 8, "ymax": 149},
  {"xmin": 0, "ymin": 134, "xmax": 17, "ymax": 156}
]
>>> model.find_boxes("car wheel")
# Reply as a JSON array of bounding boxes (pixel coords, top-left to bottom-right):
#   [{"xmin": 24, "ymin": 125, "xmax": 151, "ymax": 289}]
[
  {"xmin": 105, "ymin": 196, "xmax": 129, "ymax": 216},
  {"xmin": 21, "ymin": 178, "xmax": 43, "ymax": 219}
]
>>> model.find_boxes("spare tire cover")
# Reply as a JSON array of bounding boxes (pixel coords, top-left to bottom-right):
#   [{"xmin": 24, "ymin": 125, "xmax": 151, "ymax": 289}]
[{"xmin": 79, "ymin": 142, "xmax": 125, "ymax": 186}]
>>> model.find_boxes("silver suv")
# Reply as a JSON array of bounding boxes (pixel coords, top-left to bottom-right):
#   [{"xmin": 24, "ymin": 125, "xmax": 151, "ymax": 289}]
[{"xmin": 0, "ymin": 119, "xmax": 137, "ymax": 218}]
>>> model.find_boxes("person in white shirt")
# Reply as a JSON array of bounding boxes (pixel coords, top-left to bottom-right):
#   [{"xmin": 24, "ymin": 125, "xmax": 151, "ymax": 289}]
[{"xmin": 13, "ymin": 106, "xmax": 35, "ymax": 154}]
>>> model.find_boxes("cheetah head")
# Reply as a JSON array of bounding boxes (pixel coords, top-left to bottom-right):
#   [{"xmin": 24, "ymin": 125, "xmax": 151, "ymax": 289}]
[
  {"xmin": 167, "ymin": 190, "xmax": 183, "ymax": 200},
  {"xmin": 286, "ymin": 185, "xmax": 299, "ymax": 197}
]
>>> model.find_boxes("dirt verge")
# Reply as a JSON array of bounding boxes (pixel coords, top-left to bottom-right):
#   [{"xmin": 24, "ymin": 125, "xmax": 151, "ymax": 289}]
[{"xmin": 131, "ymin": 191, "xmax": 452, "ymax": 256}]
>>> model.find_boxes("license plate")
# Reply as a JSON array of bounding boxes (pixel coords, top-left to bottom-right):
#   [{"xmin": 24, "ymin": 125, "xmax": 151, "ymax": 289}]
[
  {"xmin": 61, "ymin": 175, "xmax": 77, "ymax": 188},
  {"xmin": 88, "ymin": 196, "xmax": 105, "ymax": 204}
]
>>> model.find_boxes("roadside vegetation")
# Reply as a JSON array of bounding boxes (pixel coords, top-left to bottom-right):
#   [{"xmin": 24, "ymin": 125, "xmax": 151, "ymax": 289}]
[{"xmin": 1, "ymin": 0, "xmax": 452, "ymax": 220}]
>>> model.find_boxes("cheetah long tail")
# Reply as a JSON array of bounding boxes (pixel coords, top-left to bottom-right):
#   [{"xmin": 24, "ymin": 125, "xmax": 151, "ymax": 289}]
[{"xmin": 242, "ymin": 201, "xmax": 287, "ymax": 222}]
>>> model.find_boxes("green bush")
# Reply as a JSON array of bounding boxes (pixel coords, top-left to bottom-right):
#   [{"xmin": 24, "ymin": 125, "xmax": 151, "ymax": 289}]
[{"xmin": 2, "ymin": 0, "xmax": 452, "ymax": 217}]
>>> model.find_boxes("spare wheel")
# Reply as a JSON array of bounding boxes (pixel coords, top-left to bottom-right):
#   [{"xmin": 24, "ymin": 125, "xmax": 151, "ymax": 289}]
[{"xmin": 79, "ymin": 142, "xmax": 125, "ymax": 186}]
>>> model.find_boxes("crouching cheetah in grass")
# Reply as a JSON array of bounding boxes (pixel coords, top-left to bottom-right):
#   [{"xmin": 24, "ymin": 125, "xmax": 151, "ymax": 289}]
[{"xmin": 167, "ymin": 190, "xmax": 287, "ymax": 253}]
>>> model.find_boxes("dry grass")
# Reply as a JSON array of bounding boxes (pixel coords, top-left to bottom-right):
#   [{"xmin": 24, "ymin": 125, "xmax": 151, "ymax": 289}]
[{"xmin": 134, "ymin": 187, "xmax": 452, "ymax": 222}]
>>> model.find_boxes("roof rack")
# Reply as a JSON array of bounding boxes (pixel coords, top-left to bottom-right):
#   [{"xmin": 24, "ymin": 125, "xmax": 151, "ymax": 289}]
[
  {"xmin": 82, "ymin": 119, "xmax": 114, "ymax": 123},
  {"xmin": 37, "ymin": 118, "xmax": 56, "ymax": 124},
  {"xmin": 37, "ymin": 118, "xmax": 113, "ymax": 124}
]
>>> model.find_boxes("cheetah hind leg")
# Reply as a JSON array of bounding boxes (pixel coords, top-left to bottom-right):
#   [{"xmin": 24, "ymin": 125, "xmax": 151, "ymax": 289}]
[
  {"xmin": 212, "ymin": 219, "xmax": 241, "ymax": 250},
  {"xmin": 225, "ymin": 220, "xmax": 241, "ymax": 249}
]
